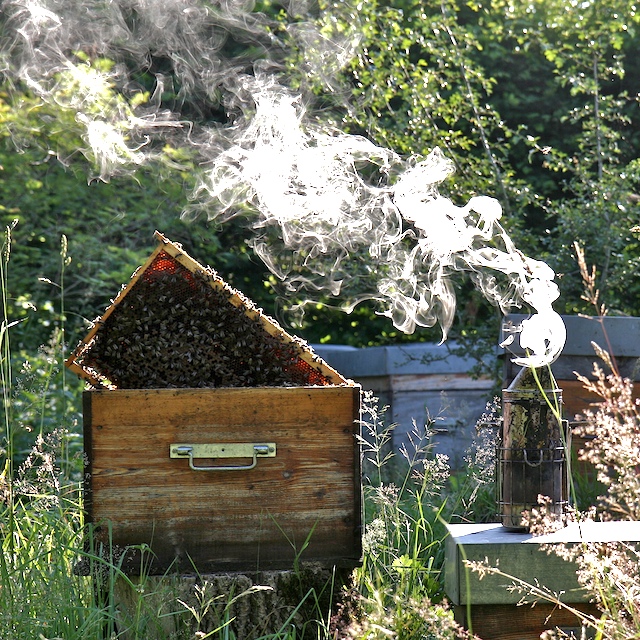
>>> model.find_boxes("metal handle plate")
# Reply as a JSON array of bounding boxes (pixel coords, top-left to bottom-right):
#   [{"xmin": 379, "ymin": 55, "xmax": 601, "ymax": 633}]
[{"xmin": 170, "ymin": 442, "xmax": 276, "ymax": 471}]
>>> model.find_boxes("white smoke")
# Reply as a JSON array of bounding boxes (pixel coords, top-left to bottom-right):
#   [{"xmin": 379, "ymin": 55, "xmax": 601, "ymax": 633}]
[{"xmin": 1, "ymin": 0, "xmax": 566, "ymax": 367}]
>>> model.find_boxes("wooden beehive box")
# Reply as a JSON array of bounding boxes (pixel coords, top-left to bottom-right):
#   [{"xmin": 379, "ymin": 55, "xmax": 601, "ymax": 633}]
[{"xmin": 67, "ymin": 232, "xmax": 362, "ymax": 575}]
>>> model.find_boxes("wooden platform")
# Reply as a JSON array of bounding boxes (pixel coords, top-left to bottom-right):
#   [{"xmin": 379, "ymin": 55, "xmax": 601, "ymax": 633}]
[{"xmin": 444, "ymin": 521, "xmax": 640, "ymax": 639}]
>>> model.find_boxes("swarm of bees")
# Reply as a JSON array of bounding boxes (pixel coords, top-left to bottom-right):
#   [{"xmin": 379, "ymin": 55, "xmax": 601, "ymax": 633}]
[{"xmin": 71, "ymin": 251, "xmax": 331, "ymax": 389}]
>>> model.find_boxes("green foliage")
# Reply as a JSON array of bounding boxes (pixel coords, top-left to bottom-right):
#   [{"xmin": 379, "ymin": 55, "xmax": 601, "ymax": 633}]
[
  {"xmin": 3, "ymin": 0, "xmax": 640, "ymax": 348},
  {"xmin": 349, "ymin": 393, "xmax": 473, "ymax": 637},
  {"xmin": 0, "ymin": 92, "xmax": 274, "ymax": 352},
  {"xmin": 10, "ymin": 335, "xmax": 84, "ymax": 471},
  {"xmin": 273, "ymin": 0, "xmax": 537, "ymax": 345},
  {"xmin": 500, "ymin": 0, "xmax": 640, "ymax": 315},
  {"xmin": 282, "ymin": 0, "xmax": 640, "ymax": 327},
  {"xmin": 0, "ymin": 483, "xmax": 98, "ymax": 639},
  {"xmin": 297, "ymin": 1, "xmax": 514, "ymax": 199}
]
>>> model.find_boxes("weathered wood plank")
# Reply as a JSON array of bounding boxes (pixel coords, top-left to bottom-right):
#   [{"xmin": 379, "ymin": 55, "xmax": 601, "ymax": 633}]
[
  {"xmin": 84, "ymin": 386, "xmax": 362, "ymax": 574},
  {"xmin": 454, "ymin": 602, "xmax": 602, "ymax": 640},
  {"xmin": 560, "ymin": 378, "xmax": 640, "ymax": 422},
  {"xmin": 88, "ymin": 386, "xmax": 356, "ymax": 424}
]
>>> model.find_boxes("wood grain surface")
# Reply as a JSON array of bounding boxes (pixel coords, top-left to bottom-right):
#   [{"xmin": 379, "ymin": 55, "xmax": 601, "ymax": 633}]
[
  {"xmin": 454, "ymin": 602, "xmax": 602, "ymax": 640},
  {"xmin": 84, "ymin": 386, "xmax": 362, "ymax": 574}
]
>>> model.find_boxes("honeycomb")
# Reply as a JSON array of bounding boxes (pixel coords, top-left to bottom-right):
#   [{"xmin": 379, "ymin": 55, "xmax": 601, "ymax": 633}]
[{"xmin": 67, "ymin": 242, "xmax": 338, "ymax": 389}]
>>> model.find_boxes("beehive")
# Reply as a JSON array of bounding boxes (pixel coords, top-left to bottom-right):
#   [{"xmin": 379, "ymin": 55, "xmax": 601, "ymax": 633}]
[{"xmin": 67, "ymin": 232, "xmax": 362, "ymax": 574}]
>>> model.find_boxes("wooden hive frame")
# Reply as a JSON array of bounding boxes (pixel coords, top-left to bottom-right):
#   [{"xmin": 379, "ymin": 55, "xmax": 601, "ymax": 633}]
[{"xmin": 65, "ymin": 231, "xmax": 349, "ymax": 389}]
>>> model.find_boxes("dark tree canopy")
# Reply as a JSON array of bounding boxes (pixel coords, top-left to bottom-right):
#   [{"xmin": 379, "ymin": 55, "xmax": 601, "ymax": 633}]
[{"xmin": 1, "ymin": 0, "xmax": 639, "ymax": 355}]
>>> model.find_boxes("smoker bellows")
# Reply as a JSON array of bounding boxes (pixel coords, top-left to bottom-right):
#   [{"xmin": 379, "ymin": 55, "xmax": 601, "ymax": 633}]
[{"xmin": 66, "ymin": 232, "xmax": 362, "ymax": 574}]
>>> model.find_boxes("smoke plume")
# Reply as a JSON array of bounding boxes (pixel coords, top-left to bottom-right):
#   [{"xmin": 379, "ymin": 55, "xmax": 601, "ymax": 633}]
[{"xmin": 1, "ymin": 0, "xmax": 566, "ymax": 367}]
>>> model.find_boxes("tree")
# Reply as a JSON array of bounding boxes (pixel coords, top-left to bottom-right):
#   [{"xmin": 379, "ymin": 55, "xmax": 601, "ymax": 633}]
[
  {"xmin": 278, "ymin": 0, "xmax": 543, "ymax": 347},
  {"xmin": 3, "ymin": 0, "xmax": 640, "ymax": 358},
  {"xmin": 285, "ymin": 0, "xmax": 640, "ymax": 323},
  {"xmin": 0, "ymin": 86, "xmax": 270, "ymax": 351},
  {"xmin": 505, "ymin": 0, "xmax": 640, "ymax": 315}
]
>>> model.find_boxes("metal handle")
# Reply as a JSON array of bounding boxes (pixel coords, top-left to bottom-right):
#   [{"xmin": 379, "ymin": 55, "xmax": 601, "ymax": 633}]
[
  {"xmin": 522, "ymin": 448, "xmax": 544, "ymax": 467},
  {"xmin": 170, "ymin": 442, "xmax": 276, "ymax": 471}
]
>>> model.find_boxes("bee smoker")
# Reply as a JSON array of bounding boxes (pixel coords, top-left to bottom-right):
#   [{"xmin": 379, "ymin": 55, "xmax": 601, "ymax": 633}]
[{"xmin": 498, "ymin": 366, "xmax": 570, "ymax": 530}]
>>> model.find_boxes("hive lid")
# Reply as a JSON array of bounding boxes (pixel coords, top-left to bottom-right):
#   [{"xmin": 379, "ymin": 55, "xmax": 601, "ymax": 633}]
[{"xmin": 65, "ymin": 231, "xmax": 350, "ymax": 389}]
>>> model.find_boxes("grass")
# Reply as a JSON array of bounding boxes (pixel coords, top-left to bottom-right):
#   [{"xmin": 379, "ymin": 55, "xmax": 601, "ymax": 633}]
[
  {"xmin": 348, "ymin": 393, "xmax": 473, "ymax": 639},
  {"xmin": 0, "ymin": 474, "xmax": 101, "ymax": 639}
]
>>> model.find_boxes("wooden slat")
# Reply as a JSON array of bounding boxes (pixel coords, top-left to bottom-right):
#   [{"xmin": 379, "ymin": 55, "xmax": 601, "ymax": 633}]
[
  {"xmin": 558, "ymin": 379, "xmax": 602, "ymax": 421},
  {"xmin": 559, "ymin": 378, "xmax": 640, "ymax": 421},
  {"xmin": 85, "ymin": 386, "xmax": 362, "ymax": 574},
  {"xmin": 454, "ymin": 602, "xmax": 602, "ymax": 640}
]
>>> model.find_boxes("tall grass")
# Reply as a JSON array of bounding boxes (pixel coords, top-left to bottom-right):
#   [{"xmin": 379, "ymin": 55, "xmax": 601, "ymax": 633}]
[
  {"xmin": 0, "ymin": 223, "xmax": 110, "ymax": 639},
  {"xmin": 544, "ymin": 244, "xmax": 640, "ymax": 638},
  {"xmin": 0, "ymin": 448, "xmax": 99, "ymax": 639},
  {"xmin": 347, "ymin": 392, "xmax": 473, "ymax": 639},
  {"xmin": 466, "ymin": 351, "xmax": 640, "ymax": 640},
  {"xmin": 1, "ymin": 221, "xmax": 17, "ymax": 525}
]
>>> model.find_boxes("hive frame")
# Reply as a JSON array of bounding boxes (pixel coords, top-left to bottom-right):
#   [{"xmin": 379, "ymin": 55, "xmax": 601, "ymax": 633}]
[{"xmin": 65, "ymin": 230, "xmax": 349, "ymax": 388}]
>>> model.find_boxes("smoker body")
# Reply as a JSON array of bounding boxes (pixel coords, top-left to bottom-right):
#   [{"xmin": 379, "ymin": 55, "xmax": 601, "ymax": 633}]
[{"xmin": 498, "ymin": 366, "xmax": 570, "ymax": 530}]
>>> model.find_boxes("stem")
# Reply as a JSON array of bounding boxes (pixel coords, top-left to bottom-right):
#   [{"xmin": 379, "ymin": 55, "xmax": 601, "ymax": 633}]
[
  {"xmin": 593, "ymin": 54, "xmax": 603, "ymax": 182},
  {"xmin": 530, "ymin": 365, "xmax": 577, "ymax": 511},
  {"xmin": 591, "ymin": 52, "xmax": 613, "ymax": 293},
  {"xmin": 59, "ymin": 235, "xmax": 69, "ymax": 473},
  {"xmin": 1, "ymin": 223, "xmax": 15, "ymax": 554}
]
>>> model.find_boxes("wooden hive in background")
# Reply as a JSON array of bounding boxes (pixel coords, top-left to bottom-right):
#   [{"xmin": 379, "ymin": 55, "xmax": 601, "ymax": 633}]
[{"xmin": 67, "ymin": 231, "xmax": 362, "ymax": 575}]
